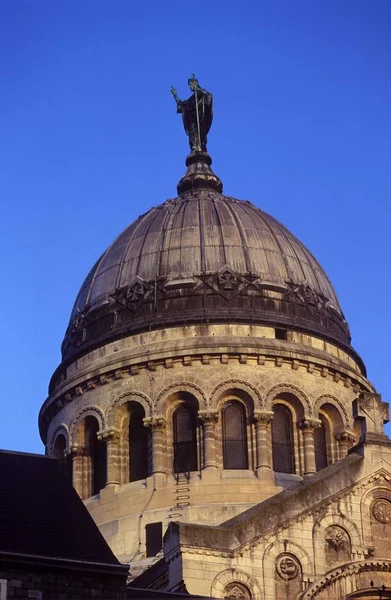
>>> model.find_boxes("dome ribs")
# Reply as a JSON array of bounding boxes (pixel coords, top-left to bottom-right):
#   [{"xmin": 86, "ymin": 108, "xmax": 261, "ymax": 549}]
[
  {"xmin": 62, "ymin": 193, "xmax": 352, "ymax": 363},
  {"xmin": 223, "ymin": 199, "xmax": 252, "ymax": 274},
  {"xmin": 211, "ymin": 195, "xmax": 228, "ymax": 268}
]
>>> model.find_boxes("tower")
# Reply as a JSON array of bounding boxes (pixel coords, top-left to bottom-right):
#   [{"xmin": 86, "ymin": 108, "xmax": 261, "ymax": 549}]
[{"xmin": 40, "ymin": 79, "xmax": 391, "ymax": 599}]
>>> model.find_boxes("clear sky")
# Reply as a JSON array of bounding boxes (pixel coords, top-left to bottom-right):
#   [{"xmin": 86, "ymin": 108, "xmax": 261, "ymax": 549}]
[{"xmin": 0, "ymin": 1, "xmax": 390, "ymax": 452}]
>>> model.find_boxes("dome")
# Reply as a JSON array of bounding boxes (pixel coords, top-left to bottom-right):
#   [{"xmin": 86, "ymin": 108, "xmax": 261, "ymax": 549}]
[{"xmin": 61, "ymin": 154, "xmax": 350, "ymax": 363}]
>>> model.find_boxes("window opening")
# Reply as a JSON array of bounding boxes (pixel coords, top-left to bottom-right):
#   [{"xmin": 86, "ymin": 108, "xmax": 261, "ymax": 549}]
[
  {"xmin": 146, "ymin": 522, "xmax": 163, "ymax": 557},
  {"xmin": 272, "ymin": 405, "xmax": 295, "ymax": 473},
  {"xmin": 173, "ymin": 406, "xmax": 197, "ymax": 474},
  {"xmin": 222, "ymin": 401, "xmax": 248, "ymax": 469}
]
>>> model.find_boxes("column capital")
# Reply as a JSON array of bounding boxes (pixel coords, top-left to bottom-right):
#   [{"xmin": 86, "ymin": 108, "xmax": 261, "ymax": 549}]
[
  {"xmin": 253, "ymin": 410, "xmax": 274, "ymax": 425},
  {"xmin": 97, "ymin": 428, "xmax": 120, "ymax": 442},
  {"xmin": 335, "ymin": 430, "xmax": 356, "ymax": 444},
  {"xmin": 198, "ymin": 410, "xmax": 219, "ymax": 424},
  {"xmin": 143, "ymin": 416, "xmax": 166, "ymax": 431},
  {"xmin": 299, "ymin": 417, "xmax": 321, "ymax": 431},
  {"xmin": 65, "ymin": 445, "xmax": 85, "ymax": 457}
]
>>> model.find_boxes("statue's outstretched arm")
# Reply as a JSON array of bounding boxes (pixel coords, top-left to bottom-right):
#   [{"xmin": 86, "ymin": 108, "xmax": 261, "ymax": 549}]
[{"xmin": 171, "ymin": 86, "xmax": 183, "ymax": 112}]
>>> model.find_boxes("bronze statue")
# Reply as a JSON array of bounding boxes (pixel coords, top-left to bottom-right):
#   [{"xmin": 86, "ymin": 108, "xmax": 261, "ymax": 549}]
[{"xmin": 171, "ymin": 75, "xmax": 213, "ymax": 153}]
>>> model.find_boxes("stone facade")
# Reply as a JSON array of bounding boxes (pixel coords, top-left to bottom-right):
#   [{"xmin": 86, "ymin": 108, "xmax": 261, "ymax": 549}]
[
  {"xmin": 163, "ymin": 434, "xmax": 391, "ymax": 599},
  {"xmin": 39, "ymin": 137, "xmax": 391, "ymax": 598}
]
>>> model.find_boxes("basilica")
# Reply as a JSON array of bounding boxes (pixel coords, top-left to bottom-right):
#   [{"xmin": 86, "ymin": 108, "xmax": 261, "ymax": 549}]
[{"xmin": 39, "ymin": 80, "xmax": 391, "ymax": 599}]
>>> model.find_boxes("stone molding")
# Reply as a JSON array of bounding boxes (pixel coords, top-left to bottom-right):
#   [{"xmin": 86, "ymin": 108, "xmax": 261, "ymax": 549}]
[
  {"xmin": 313, "ymin": 394, "xmax": 350, "ymax": 429},
  {"xmin": 302, "ymin": 559, "xmax": 391, "ymax": 599},
  {"xmin": 69, "ymin": 405, "xmax": 106, "ymax": 441},
  {"xmin": 106, "ymin": 391, "xmax": 152, "ymax": 427},
  {"xmin": 155, "ymin": 382, "xmax": 207, "ymax": 412},
  {"xmin": 209, "ymin": 379, "xmax": 263, "ymax": 408},
  {"xmin": 264, "ymin": 383, "xmax": 312, "ymax": 413},
  {"xmin": 48, "ymin": 424, "xmax": 70, "ymax": 454},
  {"xmin": 210, "ymin": 568, "xmax": 262, "ymax": 600},
  {"xmin": 40, "ymin": 348, "xmax": 371, "ymax": 442}
]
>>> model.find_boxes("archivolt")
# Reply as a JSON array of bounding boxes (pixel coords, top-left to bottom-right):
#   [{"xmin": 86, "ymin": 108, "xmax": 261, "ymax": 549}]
[
  {"xmin": 209, "ymin": 379, "xmax": 263, "ymax": 410},
  {"xmin": 69, "ymin": 405, "xmax": 105, "ymax": 443},
  {"xmin": 48, "ymin": 424, "xmax": 70, "ymax": 454},
  {"xmin": 106, "ymin": 391, "xmax": 152, "ymax": 427},
  {"xmin": 210, "ymin": 568, "xmax": 262, "ymax": 600},
  {"xmin": 302, "ymin": 560, "xmax": 391, "ymax": 599},
  {"xmin": 154, "ymin": 382, "xmax": 207, "ymax": 414},
  {"xmin": 264, "ymin": 383, "xmax": 311, "ymax": 414},
  {"xmin": 313, "ymin": 394, "xmax": 350, "ymax": 429},
  {"xmin": 263, "ymin": 539, "xmax": 314, "ymax": 577}
]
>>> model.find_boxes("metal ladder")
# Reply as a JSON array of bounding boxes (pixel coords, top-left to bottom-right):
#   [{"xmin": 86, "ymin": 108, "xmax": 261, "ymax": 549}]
[{"xmin": 167, "ymin": 471, "xmax": 190, "ymax": 521}]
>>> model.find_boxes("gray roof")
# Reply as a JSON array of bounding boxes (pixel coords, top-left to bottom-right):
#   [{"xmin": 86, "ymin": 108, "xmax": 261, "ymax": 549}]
[{"xmin": 60, "ymin": 154, "xmax": 351, "ymax": 364}]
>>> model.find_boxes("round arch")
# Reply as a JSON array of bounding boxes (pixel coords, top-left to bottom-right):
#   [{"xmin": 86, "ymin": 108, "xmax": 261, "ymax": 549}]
[
  {"xmin": 210, "ymin": 568, "xmax": 262, "ymax": 600},
  {"xmin": 263, "ymin": 539, "xmax": 314, "ymax": 584},
  {"xmin": 154, "ymin": 382, "xmax": 207, "ymax": 415},
  {"xmin": 302, "ymin": 560, "xmax": 391, "ymax": 600},
  {"xmin": 48, "ymin": 424, "xmax": 70, "ymax": 455},
  {"xmin": 313, "ymin": 394, "xmax": 350, "ymax": 430},
  {"xmin": 70, "ymin": 405, "xmax": 105, "ymax": 444},
  {"xmin": 265, "ymin": 384, "xmax": 311, "ymax": 415},
  {"xmin": 312, "ymin": 513, "xmax": 362, "ymax": 574},
  {"xmin": 106, "ymin": 391, "xmax": 152, "ymax": 428},
  {"xmin": 209, "ymin": 379, "xmax": 262, "ymax": 411}
]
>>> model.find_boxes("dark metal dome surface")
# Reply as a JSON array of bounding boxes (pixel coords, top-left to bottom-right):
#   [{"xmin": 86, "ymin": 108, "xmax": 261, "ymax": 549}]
[{"xmin": 61, "ymin": 158, "xmax": 350, "ymax": 363}]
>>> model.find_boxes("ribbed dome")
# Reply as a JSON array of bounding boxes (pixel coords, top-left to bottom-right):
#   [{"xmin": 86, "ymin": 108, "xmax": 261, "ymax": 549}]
[{"xmin": 61, "ymin": 187, "xmax": 350, "ymax": 362}]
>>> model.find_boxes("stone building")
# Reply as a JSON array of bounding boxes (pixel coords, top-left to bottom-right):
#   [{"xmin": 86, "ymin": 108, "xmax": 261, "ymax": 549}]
[{"xmin": 39, "ymin": 86, "xmax": 391, "ymax": 599}]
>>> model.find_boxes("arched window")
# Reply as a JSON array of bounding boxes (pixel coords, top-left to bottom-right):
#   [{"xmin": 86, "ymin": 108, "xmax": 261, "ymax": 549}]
[
  {"xmin": 314, "ymin": 415, "xmax": 328, "ymax": 471},
  {"xmin": 52, "ymin": 434, "xmax": 66, "ymax": 461},
  {"xmin": 85, "ymin": 416, "xmax": 106, "ymax": 496},
  {"xmin": 129, "ymin": 404, "xmax": 150, "ymax": 481},
  {"xmin": 52, "ymin": 433, "xmax": 72, "ymax": 484},
  {"xmin": 222, "ymin": 401, "xmax": 248, "ymax": 470},
  {"xmin": 173, "ymin": 405, "xmax": 197, "ymax": 474},
  {"xmin": 272, "ymin": 405, "xmax": 295, "ymax": 474}
]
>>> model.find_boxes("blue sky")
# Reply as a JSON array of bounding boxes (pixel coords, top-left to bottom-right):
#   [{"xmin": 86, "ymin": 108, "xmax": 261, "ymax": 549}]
[{"xmin": 0, "ymin": 1, "xmax": 390, "ymax": 451}]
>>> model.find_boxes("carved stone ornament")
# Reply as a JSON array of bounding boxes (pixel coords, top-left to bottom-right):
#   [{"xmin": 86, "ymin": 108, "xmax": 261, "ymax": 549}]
[
  {"xmin": 97, "ymin": 428, "xmax": 120, "ymax": 443},
  {"xmin": 372, "ymin": 499, "xmax": 391, "ymax": 524},
  {"xmin": 253, "ymin": 410, "xmax": 274, "ymax": 426},
  {"xmin": 198, "ymin": 410, "xmax": 219, "ymax": 425},
  {"xmin": 299, "ymin": 418, "xmax": 321, "ymax": 432},
  {"xmin": 325, "ymin": 526, "xmax": 349, "ymax": 551},
  {"xmin": 143, "ymin": 416, "xmax": 166, "ymax": 431},
  {"xmin": 219, "ymin": 270, "xmax": 238, "ymax": 290},
  {"xmin": 276, "ymin": 555, "xmax": 300, "ymax": 580},
  {"xmin": 223, "ymin": 582, "xmax": 251, "ymax": 599}
]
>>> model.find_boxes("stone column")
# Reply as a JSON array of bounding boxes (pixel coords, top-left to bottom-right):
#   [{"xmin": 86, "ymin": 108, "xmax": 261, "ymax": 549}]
[
  {"xmin": 253, "ymin": 411, "xmax": 274, "ymax": 478},
  {"xmin": 144, "ymin": 416, "xmax": 167, "ymax": 486},
  {"xmin": 335, "ymin": 431, "xmax": 356, "ymax": 459},
  {"xmin": 299, "ymin": 418, "xmax": 321, "ymax": 477},
  {"xmin": 98, "ymin": 428, "xmax": 120, "ymax": 487},
  {"xmin": 67, "ymin": 445, "xmax": 85, "ymax": 498},
  {"xmin": 198, "ymin": 410, "xmax": 219, "ymax": 470}
]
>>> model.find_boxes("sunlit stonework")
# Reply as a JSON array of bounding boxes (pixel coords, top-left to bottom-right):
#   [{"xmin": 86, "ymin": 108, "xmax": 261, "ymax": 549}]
[{"xmin": 40, "ymin": 78, "xmax": 391, "ymax": 599}]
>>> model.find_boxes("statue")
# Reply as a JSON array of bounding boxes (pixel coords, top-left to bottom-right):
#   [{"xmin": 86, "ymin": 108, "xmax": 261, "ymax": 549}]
[{"xmin": 171, "ymin": 75, "xmax": 213, "ymax": 153}]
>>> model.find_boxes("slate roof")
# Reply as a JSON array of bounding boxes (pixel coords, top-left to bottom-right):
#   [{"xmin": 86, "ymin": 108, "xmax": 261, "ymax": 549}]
[{"xmin": 0, "ymin": 450, "xmax": 125, "ymax": 570}]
